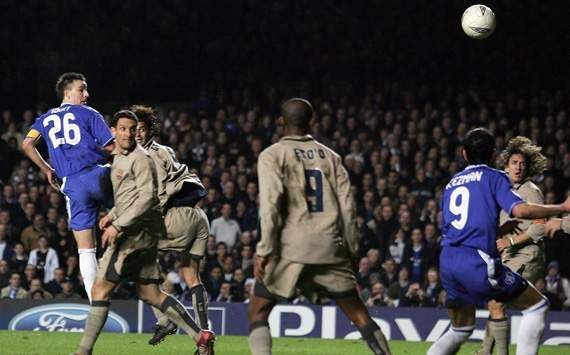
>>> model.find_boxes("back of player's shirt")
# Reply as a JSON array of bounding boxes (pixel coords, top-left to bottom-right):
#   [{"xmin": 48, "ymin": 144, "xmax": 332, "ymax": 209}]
[
  {"xmin": 257, "ymin": 135, "xmax": 358, "ymax": 264},
  {"xmin": 30, "ymin": 104, "xmax": 113, "ymax": 178},
  {"xmin": 441, "ymin": 164, "xmax": 523, "ymax": 257}
]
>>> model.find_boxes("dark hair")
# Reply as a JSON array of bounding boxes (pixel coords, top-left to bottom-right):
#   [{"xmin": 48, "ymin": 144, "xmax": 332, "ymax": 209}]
[
  {"xmin": 281, "ymin": 98, "xmax": 314, "ymax": 129},
  {"xmin": 497, "ymin": 136, "xmax": 547, "ymax": 179},
  {"xmin": 130, "ymin": 105, "xmax": 158, "ymax": 134},
  {"xmin": 463, "ymin": 128, "xmax": 495, "ymax": 164},
  {"xmin": 110, "ymin": 110, "xmax": 138, "ymax": 127},
  {"xmin": 55, "ymin": 72, "xmax": 86, "ymax": 100}
]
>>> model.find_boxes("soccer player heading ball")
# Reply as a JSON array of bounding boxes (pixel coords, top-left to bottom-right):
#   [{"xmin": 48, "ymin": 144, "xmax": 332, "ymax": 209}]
[
  {"xmin": 428, "ymin": 128, "xmax": 570, "ymax": 355},
  {"xmin": 248, "ymin": 98, "xmax": 391, "ymax": 355}
]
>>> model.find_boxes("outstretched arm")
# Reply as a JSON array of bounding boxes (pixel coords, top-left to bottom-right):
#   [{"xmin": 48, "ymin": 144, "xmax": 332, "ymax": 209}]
[{"xmin": 511, "ymin": 198, "xmax": 570, "ymax": 219}]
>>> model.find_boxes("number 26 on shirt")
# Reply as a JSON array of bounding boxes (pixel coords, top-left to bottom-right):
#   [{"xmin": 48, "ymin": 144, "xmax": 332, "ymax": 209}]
[{"xmin": 43, "ymin": 113, "xmax": 81, "ymax": 148}]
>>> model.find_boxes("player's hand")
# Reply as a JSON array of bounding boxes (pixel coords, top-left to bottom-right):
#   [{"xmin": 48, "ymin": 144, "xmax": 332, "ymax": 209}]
[
  {"xmin": 254, "ymin": 255, "xmax": 268, "ymax": 281},
  {"xmin": 497, "ymin": 220, "xmax": 522, "ymax": 236},
  {"xmin": 545, "ymin": 218, "xmax": 563, "ymax": 238},
  {"xmin": 496, "ymin": 238, "xmax": 511, "ymax": 252},
  {"xmin": 101, "ymin": 225, "xmax": 119, "ymax": 248},
  {"xmin": 99, "ymin": 214, "xmax": 114, "ymax": 230},
  {"xmin": 43, "ymin": 168, "xmax": 60, "ymax": 191}
]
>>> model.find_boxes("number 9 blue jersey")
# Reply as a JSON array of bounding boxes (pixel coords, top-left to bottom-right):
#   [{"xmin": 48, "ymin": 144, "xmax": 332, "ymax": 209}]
[
  {"xmin": 441, "ymin": 164, "xmax": 523, "ymax": 257},
  {"xmin": 29, "ymin": 104, "xmax": 113, "ymax": 178}
]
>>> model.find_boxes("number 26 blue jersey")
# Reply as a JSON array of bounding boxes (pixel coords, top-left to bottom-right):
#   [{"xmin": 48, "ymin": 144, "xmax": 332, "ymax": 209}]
[
  {"xmin": 29, "ymin": 104, "xmax": 113, "ymax": 178},
  {"xmin": 441, "ymin": 164, "xmax": 523, "ymax": 257}
]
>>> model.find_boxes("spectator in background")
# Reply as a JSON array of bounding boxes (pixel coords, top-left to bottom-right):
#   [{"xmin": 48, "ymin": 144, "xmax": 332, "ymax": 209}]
[
  {"xmin": 28, "ymin": 236, "xmax": 59, "ymax": 283},
  {"xmin": 365, "ymin": 281, "xmax": 394, "ymax": 307},
  {"xmin": 0, "ymin": 223, "xmax": 13, "ymax": 261},
  {"xmin": 0, "ymin": 260, "xmax": 10, "ymax": 288},
  {"xmin": 55, "ymin": 279, "xmax": 82, "ymax": 299},
  {"xmin": 386, "ymin": 229, "xmax": 408, "ymax": 264},
  {"xmin": 216, "ymin": 282, "xmax": 233, "ymax": 302},
  {"xmin": 27, "ymin": 277, "xmax": 53, "ymax": 299},
  {"xmin": 52, "ymin": 217, "xmax": 75, "ymax": 262},
  {"xmin": 545, "ymin": 261, "xmax": 570, "ymax": 310},
  {"xmin": 20, "ymin": 214, "xmax": 50, "ymax": 252},
  {"xmin": 45, "ymin": 267, "xmax": 66, "ymax": 296},
  {"xmin": 210, "ymin": 203, "xmax": 241, "ymax": 249},
  {"xmin": 421, "ymin": 267, "xmax": 442, "ymax": 307},
  {"xmin": 388, "ymin": 267, "xmax": 411, "ymax": 305},
  {"xmin": 9, "ymin": 242, "xmax": 28, "ymax": 273},
  {"xmin": 0, "ymin": 210, "xmax": 20, "ymax": 242},
  {"xmin": 403, "ymin": 228, "xmax": 427, "ymax": 284},
  {"xmin": 1, "ymin": 272, "xmax": 28, "ymax": 299},
  {"xmin": 205, "ymin": 266, "xmax": 223, "ymax": 300},
  {"xmin": 379, "ymin": 258, "xmax": 398, "ymax": 289},
  {"xmin": 64, "ymin": 255, "xmax": 80, "ymax": 285}
]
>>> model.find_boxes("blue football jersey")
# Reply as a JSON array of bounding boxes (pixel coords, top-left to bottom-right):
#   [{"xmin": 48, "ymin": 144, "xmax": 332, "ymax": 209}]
[
  {"xmin": 441, "ymin": 164, "xmax": 523, "ymax": 256},
  {"xmin": 30, "ymin": 104, "xmax": 113, "ymax": 178}
]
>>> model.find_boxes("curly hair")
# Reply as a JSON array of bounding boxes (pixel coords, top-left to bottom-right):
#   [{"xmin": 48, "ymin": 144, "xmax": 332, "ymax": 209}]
[
  {"xmin": 130, "ymin": 104, "xmax": 158, "ymax": 135},
  {"xmin": 498, "ymin": 136, "xmax": 547, "ymax": 179}
]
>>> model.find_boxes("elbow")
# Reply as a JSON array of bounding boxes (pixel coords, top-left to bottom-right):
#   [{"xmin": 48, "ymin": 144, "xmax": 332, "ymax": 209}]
[{"xmin": 511, "ymin": 204, "xmax": 527, "ymax": 219}]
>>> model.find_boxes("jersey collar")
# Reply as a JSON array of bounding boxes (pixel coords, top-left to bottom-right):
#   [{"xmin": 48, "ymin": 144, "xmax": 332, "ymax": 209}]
[
  {"xmin": 465, "ymin": 164, "xmax": 488, "ymax": 170},
  {"xmin": 280, "ymin": 134, "xmax": 314, "ymax": 142}
]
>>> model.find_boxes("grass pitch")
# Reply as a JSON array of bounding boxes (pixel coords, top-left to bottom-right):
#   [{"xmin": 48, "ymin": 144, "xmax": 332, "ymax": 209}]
[{"xmin": 1, "ymin": 330, "xmax": 567, "ymax": 354}]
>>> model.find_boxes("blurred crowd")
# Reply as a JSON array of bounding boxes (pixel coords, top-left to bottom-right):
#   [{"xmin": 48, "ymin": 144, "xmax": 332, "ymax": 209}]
[{"xmin": 1, "ymin": 82, "xmax": 569, "ymax": 309}]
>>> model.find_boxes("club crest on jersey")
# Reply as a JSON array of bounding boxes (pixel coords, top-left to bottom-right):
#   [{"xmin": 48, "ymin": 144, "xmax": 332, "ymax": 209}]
[{"xmin": 116, "ymin": 169, "xmax": 125, "ymax": 181}]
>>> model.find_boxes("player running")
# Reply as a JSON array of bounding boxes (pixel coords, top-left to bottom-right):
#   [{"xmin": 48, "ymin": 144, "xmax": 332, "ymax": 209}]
[
  {"xmin": 477, "ymin": 137, "xmax": 548, "ymax": 355},
  {"xmin": 428, "ymin": 128, "xmax": 570, "ymax": 355},
  {"xmin": 74, "ymin": 110, "xmax": 213, "ymax": 355},
  {"xmin": 129, "ymin": 105, "xmax": 210, "ymax": 347},
  {"xmin": 248, "ymin": 98, "xmax": 391, "ymax": 355},
  {"xmin": 21, "ymin": 72, "xmax": 114, "ymax": 302}
]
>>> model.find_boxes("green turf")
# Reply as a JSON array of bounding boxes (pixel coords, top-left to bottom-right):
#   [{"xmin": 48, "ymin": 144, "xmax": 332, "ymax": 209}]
[{"xmin": 1, "ymin": 331, "xmax": 567, "ymax": 354}]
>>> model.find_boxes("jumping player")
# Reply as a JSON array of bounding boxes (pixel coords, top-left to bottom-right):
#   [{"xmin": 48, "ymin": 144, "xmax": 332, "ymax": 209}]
[
  {"xmin": 129, "ymin": 105, "xmax": 210, "ymax": 346},
  {"xmin": 428, "ymin": 128, "xmax": 570, "ymax": 355},
  {"xmin": 74, "ymin": 110, "xmax": 214, "ymax": 355},
  {"xmin": 248, "ymin": 98, "xmax": 391, "ymax": 355},
  {"xmin": 21, "ymin": 72, "xmax": 114, "ymax": 302}
]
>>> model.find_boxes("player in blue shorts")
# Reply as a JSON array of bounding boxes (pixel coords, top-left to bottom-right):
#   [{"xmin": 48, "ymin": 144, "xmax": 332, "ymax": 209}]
[
  {"xmin": 428, "ymin": 128, "xmax": 570, "ymax": 355},
  {"xmin": 21, "ymin": 72, "xmax": 115, "ymax": 302}
]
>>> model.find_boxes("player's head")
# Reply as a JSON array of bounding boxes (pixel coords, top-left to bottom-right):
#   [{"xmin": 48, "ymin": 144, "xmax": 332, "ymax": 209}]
[
  {"xmin": 462, "ymin": 128, "xmax": 495, "ymax": 165},
  {"xmin": 498, "ymin": 136, "xmax": 547, "ymax": 184},
  {"xmin": 56, "ymin": 72, "xmax": 88, "ymax": 105},
  {"xmin": 110, "ymin": 110, "xmax": 139, "ymax": 151},
  {"xmin": 280, "ymin": 98, "xmax": 314, "ymax": 133},
  {"xmin": 130, "ymin": 105, "xmax": 158, "ymax": 146}
]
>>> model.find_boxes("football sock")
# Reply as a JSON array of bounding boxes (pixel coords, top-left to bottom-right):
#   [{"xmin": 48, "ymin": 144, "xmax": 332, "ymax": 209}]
[
  {"xmin": 358, "ymin": 322, "xmax": 391, "ymax": 355},
  {"xmin": 151, "ymin": 305, "xmax": 171, "ymax": 327},
  {"xmin": 190, "ymin": 284, "xmax": 209, "ymax": 329},
  {"xmin": 427, "ymin": 325, "xmax": 474, "ymax": 355},
  {"xmin": 489, "ymin": 318, "xmax": 509, "ymax": 355},
  {"xmin": 478, "ymin": 321, "xmax": 494, "ymax": 355},
  {"xmin": 516, "ymin": 298, "xmax": 548, "ymax": 355},
  {"xmin": 78, "ymin": 248, "xmax": 97, "ymax": 303},
  {"xmin": 77, "ymin": 300, "xmax": 109, "ymax": 354},
  {"xmin": 248, "ymin": 320, "xmax": 272, "ymax": 355},
  {"xmin": 159, "ymin": 294, "xmax": 201, "ymax": 337}
]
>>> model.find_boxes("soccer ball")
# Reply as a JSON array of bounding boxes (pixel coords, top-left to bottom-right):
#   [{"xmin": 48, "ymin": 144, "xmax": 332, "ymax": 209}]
[{"xmin": 461, "ymin": 4, "xmax": 496, "ymax": 39}]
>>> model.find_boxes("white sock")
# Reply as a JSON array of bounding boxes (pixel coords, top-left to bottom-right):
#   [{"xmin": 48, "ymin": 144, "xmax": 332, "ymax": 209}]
[
  {"xmin": 516, "ymin": 298, "xmax": 548, "ymax": 355},
  {"xmin": 78, "ymin": 248, "xmax": 98, "ymax": 303},
  {"xmin": 427, "ymin": 325, "xmax": 474, "ymax": 355}
]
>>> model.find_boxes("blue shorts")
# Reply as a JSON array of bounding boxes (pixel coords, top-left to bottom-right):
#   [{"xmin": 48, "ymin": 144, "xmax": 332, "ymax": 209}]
[
  {"xmin": 440, "ymin": 245, "xmax": 527, "ymax": 308},
  {"xmin": 60, "ymin": 165, "xmax": 113, "ymax": 231}
]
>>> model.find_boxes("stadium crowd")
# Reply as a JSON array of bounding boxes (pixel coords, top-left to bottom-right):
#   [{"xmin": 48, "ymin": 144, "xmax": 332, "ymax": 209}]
[{"xmin": 1, "ymin": 83, "xmax": 569, "ymax": 309}]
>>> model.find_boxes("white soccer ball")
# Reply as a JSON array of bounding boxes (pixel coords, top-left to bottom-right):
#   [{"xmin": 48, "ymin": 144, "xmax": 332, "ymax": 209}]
[{"xmin": 461, "ymin": 4, "xmax": 496, "ymax": 39}]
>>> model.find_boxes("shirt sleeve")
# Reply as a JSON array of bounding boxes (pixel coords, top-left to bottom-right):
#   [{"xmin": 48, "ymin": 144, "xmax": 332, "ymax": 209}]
[
  {"xmin": 524, "ymin": 186, "xmax": 546, "ymax": 242},
  {"xmin": 494, "ymin": 172, "xmax": 524, "ymax": 216},
  {"xmin": 256, "ymin": 149, "xmax": 284, "ymax": 258},
  {"xmin": 335, "ymin": 156, "xmax": 359, "ymax": 258},
  {"xmin": 112, "ymin": 154, "xmax": 158, "ymax": 230},
  {"xmin": 26, "ymin": 117, "xmax": 44, "ymax": 139},
  {"xmin": 89, "ymin": 111, "xmax": 114, "ymax": 147}
]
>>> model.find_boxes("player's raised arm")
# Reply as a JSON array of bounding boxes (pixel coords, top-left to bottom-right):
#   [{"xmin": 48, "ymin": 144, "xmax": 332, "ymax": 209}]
[
  {"xmin": 256, "ymin": 149, "xmax": 284, "ymax": 259},
  {"xmin": 334, "ymin": 155, "xmax": 359, "ymax": 259},
  {"xmin": 21, "ymin": 130, "xmax": 59, "ymax": 190}
]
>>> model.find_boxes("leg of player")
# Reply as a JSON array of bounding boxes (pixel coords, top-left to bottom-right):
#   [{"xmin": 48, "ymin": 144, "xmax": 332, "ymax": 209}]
[
  {"xmin": 137, "ymin": 283, "xmax": 215, "ymax": 353},
  {"xmin": 248, "ymin": 287, "xmax": 276, "ymax": 355},
  {"xmin": 184, "ymin": 257, "xmax": 209, "ymax": 329},
  {"xmin": 508, "ymin": 284, "xmax": 549, "ymax": 355},
  {"xmin": 477, "ymin": 300, "xmax": 508, "ymax": 355},
  {"xmin": 74, "ymin": 277, "xmax": 116, "ymax": 354},
  {"xmin": 335, "ymin": 296, "xmax": 391, "ymax": 355},
  {"xmin": 427, "ymin": 305, "xmax": 476, "ymax": 355},
  {"xmin": 74, "ymin": 229, "xmax": 97, "ymax": 303}
]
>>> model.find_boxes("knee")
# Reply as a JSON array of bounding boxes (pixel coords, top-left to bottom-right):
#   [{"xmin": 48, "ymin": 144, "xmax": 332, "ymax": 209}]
[{"xmin": 91, "ymin": 282, "xmax": 111, "ymax": 301}]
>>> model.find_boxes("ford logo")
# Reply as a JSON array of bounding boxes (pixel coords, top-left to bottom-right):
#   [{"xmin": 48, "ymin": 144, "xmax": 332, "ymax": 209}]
[{"xmin": 8, "ymin": 304, "xmax": 130, "ymax": 333}]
